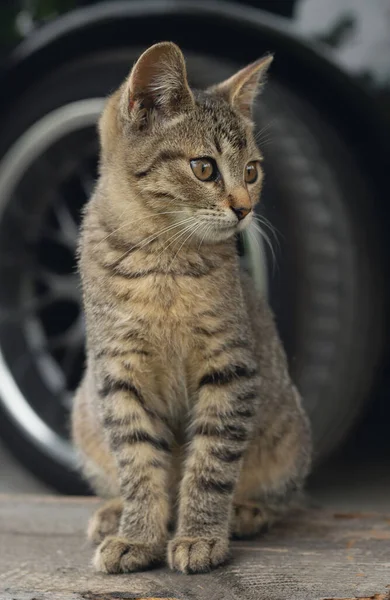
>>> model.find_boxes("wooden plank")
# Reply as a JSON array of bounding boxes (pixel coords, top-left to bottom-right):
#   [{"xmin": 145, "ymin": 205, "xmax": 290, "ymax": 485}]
[{"xmin": 1, "ymin": 495, "xmax": 390, "ymax": 600}]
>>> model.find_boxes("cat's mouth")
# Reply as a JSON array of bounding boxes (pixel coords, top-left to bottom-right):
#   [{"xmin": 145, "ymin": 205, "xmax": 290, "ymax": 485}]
[
  {"xmin": 200, "ymin": 221, "xmax": 240, "ymax": 243},
  {"xmin": 214, "ymin": 217, "xmax": 251, "ymax": 236},
  {"xmin": 193, "ymin": 212, "xmax": 251, "ymax": 243}
]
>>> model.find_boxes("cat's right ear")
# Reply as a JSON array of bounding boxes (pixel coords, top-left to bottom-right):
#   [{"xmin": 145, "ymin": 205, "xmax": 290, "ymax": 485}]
[
  {"xmin": 121, "ymin": 42, "xmax": 194, "ymax": 126},
  {"xmin": 210, "ymin": 54, "xmax": 273, "ymax": 119}
]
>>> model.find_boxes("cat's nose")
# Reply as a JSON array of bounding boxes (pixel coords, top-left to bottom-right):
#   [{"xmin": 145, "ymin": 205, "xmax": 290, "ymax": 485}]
[
  {"xmin": 228, "ymin": 189, "xmax": 251, "ymax": 221},
  {"xmin": 231, "ymin": 206, "xmax": 251, "ymax": 221}
]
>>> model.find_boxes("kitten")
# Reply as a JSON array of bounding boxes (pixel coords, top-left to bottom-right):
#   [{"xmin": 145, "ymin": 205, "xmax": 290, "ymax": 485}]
[{"xmin": 72, "ymin": 42, "xmax": 311, "ymax": 575}]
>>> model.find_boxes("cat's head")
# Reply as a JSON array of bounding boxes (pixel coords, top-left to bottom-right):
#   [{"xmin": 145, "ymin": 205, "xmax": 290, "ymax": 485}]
[{"xmin": 99, "ymin": 42, "xmax": 272, "ymax": 244}]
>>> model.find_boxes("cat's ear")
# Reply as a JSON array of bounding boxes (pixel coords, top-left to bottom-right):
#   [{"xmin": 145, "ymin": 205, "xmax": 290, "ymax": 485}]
[
  {"xmin": 122, "ymin": 42, "xmax": 194, "ymax": 124},
  {"xmin": 211, "ymin": 54, "xmax": 273, "ymax": 118}
]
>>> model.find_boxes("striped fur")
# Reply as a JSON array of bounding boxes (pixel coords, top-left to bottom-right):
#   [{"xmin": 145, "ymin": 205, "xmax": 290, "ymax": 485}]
[{"xmin": 72, "ymin": 42, "xmax": 311, "ymax": 575}]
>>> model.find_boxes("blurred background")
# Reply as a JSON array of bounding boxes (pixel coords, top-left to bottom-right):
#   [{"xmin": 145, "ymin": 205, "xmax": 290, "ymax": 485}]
[{"xmin": 0, "ymin": 0, "xmax": 389, "ymax": 507}]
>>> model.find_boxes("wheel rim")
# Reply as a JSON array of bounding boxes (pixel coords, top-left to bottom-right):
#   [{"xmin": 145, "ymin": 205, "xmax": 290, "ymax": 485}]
[{"xmin": 0, "ymin": 99, "xmax": 268, "ymax": 470}]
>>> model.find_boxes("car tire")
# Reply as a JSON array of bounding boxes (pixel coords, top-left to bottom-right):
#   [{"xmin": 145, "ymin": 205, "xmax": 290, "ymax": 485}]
[{"xmin": 0, "ymin": 50, "xmax": 383, "ymax": 492}]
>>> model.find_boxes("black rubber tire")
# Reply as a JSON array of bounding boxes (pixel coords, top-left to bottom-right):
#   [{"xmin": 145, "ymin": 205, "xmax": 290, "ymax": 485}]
[
  {"xmin": 0, "ymin": 50, "xmax": 383, "ymax": 491},
  {"xmin": 255, "ymin": 85, "xmax": 383, "ymax": 461}
]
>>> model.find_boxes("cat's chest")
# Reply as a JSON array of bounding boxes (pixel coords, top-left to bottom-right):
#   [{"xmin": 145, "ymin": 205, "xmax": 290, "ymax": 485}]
[
  {"xmin": 100, "ymin": 248, "xmax": 240, "ymax": 355},
  {"xmin": 119, "ymin": 271, "xmax": 222, "ymax": 319},
  {"xmin": 111, "ymin": 271, "xmax": 226, "ymax": 356}
]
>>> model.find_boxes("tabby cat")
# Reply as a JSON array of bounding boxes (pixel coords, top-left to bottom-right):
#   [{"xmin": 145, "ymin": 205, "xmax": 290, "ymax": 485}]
[{"xmin": 72, "ymin": 42, "xmax": 311, "ymax": 575}]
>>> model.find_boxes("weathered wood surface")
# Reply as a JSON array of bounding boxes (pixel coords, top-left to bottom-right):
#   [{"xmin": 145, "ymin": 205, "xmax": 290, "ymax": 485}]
[{"xmin": 1, "ymin": 494, "xmax": 390, "ymax": 600}]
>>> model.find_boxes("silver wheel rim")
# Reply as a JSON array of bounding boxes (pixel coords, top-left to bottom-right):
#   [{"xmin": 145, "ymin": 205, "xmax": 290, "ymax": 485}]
[{"xmin": 0, "ymin": 99, "xmax": 268, "ymax": 470}]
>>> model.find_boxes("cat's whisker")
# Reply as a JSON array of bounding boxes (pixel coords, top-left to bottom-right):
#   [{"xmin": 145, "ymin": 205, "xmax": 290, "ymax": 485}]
[
  {"xmin": 135, "ymin": 218, "xmax": 202, "ymax": 260},
  {"xmin": 197, "ymin": 222, "xmax": 212, "ymax": 250},
  {"xmin": 130, "ymin": 218, "xmax": 195, "ymax": 251},
  {"xmin": 94, "ymin": 210, "xmax": 193, "ymax": 250},
  {"xmin": 110, "ymin": 217, "xmax": 196, "ymax": 265},
  {"xmin": 256, "ymin": 135, "xmax": 272, "ymax": 147},
  {"xmin": 166, "ymin": 220, "xmax": 200, "ymax": 255},
  {"xmin": 251, "ymin": 221, "xmax": 277, "ymax": 273},
  {"xmin": 256, "ymin": 137, "xmax": 274, "ymax": 149},
  {"xmin": 255, "ymin": 125, "xmax": 275, "ymax": 148},
  {"xmin": 160, "ymin": 222, "xmax": 201, "ymax": 286},
  {"xmin": 248, "ymin": 226, "xmax": 263, "ymax": 261},
  {"xmin": 92, "ymin": 210, "xmax": 193, "ymax": 251},
  {"xmin": 255, "ymin": 119, "xmax": 276, "ymax": 142},
  {"xmin": 92, "ymin": 206, "xmax": 132, "ymax": 250},
  {"xmin": 253, "ymin": 214, "xmax": 281, "ymax": 248},
  {"xmin": 167, "ymin": 222, "xmax": 203, "ymax": 272},
  {"xmin": 92, "ymin": 219, "xmax": 139, "ymax": 251},
  {"xmin": 247, "ymin": 227, "xmax": 260, "ymax": 261},
  {"xmin": 157, "ymin": 218, "xmax": 199, "ymax": 257},
  {"xmin": 206, "ymin": 224, "xmax": 215, "ymax": 245},
  {"xmin": 248, "ymin": 225, "xmax": 277, "ymax": 279},
  {"xmin": 203, "ymin": 223, "xmax": 216, "ymax": 247}
]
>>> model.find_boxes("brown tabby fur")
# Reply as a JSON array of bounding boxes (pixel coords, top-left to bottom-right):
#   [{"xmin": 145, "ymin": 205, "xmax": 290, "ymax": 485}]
[{"xmin": 72, "ymin": 42, "xmax": 311, "ymax": 575}]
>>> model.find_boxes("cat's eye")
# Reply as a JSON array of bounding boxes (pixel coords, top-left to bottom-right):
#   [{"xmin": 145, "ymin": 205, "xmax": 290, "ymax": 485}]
[
  {"xmin": 190, "ymin": 158, "xmax": 219, "ymax": 182},
  {"xmin": 245, "ymin": 161, "xmax": 259, "ymax": 184}
]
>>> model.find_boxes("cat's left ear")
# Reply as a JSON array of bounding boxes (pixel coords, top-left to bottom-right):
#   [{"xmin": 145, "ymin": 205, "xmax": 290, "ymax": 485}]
[
  {"xmin": 123, "ymin": 42, "xmax": 194, "ymax": 124},
  {"xmin": 211, "ymin": 54, "xmax": 273, "ymax": 119}
]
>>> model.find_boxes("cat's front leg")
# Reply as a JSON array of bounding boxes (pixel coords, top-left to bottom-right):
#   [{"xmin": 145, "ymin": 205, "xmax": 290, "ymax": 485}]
[
  {"xmin": 93, "ymin": 373, "xmax": 172, "ymax": 573},
  {"xmin": 168, "ymin": 352, "xmax": 260, "ymax": 573}
]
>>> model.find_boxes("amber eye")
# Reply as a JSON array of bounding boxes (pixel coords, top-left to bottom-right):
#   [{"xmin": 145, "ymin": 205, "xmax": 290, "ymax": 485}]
[
  {"xmin": 245, "ymin": 161, "xmax": 259, "ymax": 184},
  {"xmin": 190, "ymin": 158, "xmax": 219, "ymax": 182}
]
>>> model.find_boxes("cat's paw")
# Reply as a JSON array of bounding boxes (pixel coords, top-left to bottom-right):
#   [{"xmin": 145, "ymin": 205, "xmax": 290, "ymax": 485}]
[
  {"xmin": 87, "ymin": 499, "xmax": 123, "ymax": 545},
  {"xmin": 231, "ymin": 502, "xmax": 269, "ymax": 539},
  {"xmin": 167, "ymin": 536, "xmax": 229, "ymax": 574},
  {"xmin": 94, "ymin": 536, "xmax": 164, "ymax": 573}
]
